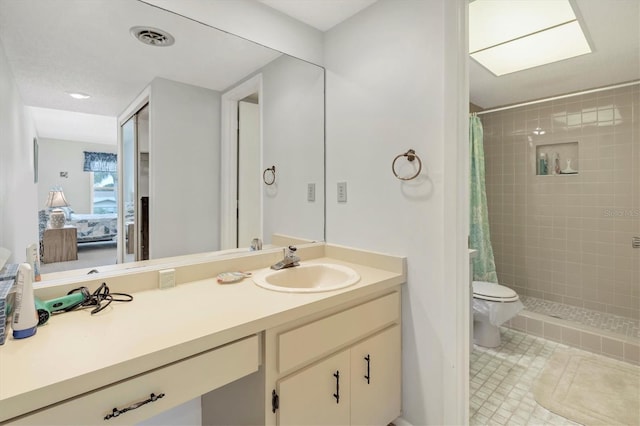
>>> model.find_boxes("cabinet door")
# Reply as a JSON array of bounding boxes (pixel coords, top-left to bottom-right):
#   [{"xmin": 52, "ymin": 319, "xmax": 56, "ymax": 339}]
[
  {"xmin": 350, "ymin": 325, "xmax": 401, "ymax": 426},
  {"xmin": 277, "ymin": 350, "xmax": 350, "ymax": 426}
]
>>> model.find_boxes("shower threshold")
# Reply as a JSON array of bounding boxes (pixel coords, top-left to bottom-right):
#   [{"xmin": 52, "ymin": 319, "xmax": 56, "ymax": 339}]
[
  {"xmin": 520, "ymin": 295, "xmax": 639, "ymax": 339},
  {"xmin": 503, "ymin": 295, "xmax": 640, "ymax": 365}
]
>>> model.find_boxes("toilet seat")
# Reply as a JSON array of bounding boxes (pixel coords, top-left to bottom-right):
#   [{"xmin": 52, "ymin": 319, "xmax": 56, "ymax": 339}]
[{"xmin": 473, "ymin": 281, "xmax": 519, "ymax": 302}]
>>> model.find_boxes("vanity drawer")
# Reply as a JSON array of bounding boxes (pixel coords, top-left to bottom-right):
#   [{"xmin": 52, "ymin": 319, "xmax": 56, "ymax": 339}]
[
  {"xmin": 278, "ymin": 291, "xmax": 400, "ymax": 373},
  {"xmin": 9, "ymin": 335, "xmax": 259, "ymax": 426}
]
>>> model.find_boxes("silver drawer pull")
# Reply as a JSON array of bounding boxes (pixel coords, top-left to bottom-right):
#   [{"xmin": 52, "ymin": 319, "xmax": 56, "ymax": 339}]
[
  {"xmin": 633, "ymin": 237, "xmax": 640, "ymax": 249},
  {"xmin": 104, "ymin": 392, "xmax": 165, "ymax": 420}
]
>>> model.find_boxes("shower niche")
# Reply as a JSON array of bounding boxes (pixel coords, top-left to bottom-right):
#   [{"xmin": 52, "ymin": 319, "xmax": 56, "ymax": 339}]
[{"xmin": 536, "ymin": 141, "xmax": 579, "ymax": 176}]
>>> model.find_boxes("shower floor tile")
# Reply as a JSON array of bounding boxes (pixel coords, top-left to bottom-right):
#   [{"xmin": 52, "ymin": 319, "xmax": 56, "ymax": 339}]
[
  {"xmin": 470, "ymin": 327, "xmax": 582, "ymax": 426},
  {"xmin": 520, "ymin": 295, "xmax": 640, "ymax": 339}
]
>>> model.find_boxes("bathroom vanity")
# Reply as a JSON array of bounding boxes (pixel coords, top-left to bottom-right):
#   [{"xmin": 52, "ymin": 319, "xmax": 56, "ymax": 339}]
[{"xmin": 0, "ymin": 243, "xmax": 405, "ymax": 425}]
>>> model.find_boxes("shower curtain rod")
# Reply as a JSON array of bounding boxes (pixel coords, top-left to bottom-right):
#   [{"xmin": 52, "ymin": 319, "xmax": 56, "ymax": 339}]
[{"xmin": 475, "ymin": 80, "xmax": 640, "ymax": 115}]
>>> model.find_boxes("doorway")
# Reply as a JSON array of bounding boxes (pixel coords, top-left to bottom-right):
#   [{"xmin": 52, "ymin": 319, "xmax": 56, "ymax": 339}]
[
  {"xmin": 220, "ymin": 74, "xmax": 263, "ymax": 250},
  {"xmin": 237, "ymin": 99, "xmax": 261, "ymax": 248}
]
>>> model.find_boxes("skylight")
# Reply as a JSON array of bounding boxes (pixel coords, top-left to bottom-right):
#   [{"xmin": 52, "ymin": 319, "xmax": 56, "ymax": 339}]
[{"xmin": 469, "ymin": 0, "xmax": 592, "ymax": 76}]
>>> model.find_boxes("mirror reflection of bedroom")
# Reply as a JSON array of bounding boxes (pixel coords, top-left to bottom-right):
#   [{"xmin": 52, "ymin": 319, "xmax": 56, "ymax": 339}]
[
  {"xmin": 36, "ymin": 111, "xmax": 120, "ymax": 274},
  {"xmin": 37, "ymin": 102, "xmax": 150, "ymax": 273},
  {"xmin": 2, "ymin": 0, "xmax": 326, "ymax": 278}
]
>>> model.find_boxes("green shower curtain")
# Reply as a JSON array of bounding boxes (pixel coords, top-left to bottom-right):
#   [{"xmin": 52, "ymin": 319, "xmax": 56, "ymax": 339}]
[{"xmin": 469, "ymin": 114, "xmax": 498, "ymax": 283}]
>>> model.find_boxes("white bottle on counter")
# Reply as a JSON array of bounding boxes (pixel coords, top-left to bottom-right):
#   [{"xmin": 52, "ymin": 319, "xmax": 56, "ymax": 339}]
[{"xmin": 11, "ymin": 263, "xmax": 38, "ymax": 339}]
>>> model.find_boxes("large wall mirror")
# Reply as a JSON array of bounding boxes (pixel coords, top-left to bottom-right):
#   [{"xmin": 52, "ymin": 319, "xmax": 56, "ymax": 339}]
[{"xmin": 0, "ymin": 0, "xmax": 325, "ymax": 282}]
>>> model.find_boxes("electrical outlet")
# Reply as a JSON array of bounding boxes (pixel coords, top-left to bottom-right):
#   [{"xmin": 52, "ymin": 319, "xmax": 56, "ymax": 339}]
[
  {"xmin": 337, "ymin": 182, "xmax": 347, "ymax": 203},
  {"xmin": 307, "ymin": 183, "xmax": 315, "ymax": 202},
  {"xmin": 159, "ymin": 269, "xmax": 175, "ymax": 289}
]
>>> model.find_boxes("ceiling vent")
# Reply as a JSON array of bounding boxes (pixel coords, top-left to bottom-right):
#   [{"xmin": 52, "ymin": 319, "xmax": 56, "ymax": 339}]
[{"xmin": 130, "ymin": 26, "xmax": 175, "ymax": 47}]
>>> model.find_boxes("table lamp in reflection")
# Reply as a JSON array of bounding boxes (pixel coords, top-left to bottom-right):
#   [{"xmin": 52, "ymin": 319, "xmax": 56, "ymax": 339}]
[{"xmin": 46, "ymin": 187, "xmax": 70, "ymax": 228}]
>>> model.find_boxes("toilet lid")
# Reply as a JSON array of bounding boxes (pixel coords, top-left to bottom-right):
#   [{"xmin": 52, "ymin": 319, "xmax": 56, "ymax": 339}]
[{"xmin": 473, "ymin": 281, "xmax": 519, "ymax": 302}]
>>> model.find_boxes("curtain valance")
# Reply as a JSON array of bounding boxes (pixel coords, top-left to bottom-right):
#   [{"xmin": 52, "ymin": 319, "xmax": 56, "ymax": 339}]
[{"xmin": 83, "ymin": 151, "xmax": 117, "ymax": 172}]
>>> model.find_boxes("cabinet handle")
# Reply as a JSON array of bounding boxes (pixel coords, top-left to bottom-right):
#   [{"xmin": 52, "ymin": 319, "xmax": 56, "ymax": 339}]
[
  {"xmin": 333, "ymin": 370, "xmax": 340, "ymax": 403},
  {"xmin": 364, "ymin": 354, "xmax": 371, "ymax": 384},
  {"xmin": 104, "ymin": 392, "xmax": 165, "ymax": 420}
]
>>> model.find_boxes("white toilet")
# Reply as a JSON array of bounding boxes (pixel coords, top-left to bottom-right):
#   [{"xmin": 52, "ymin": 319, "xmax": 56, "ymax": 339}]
[{"xmin": 472, "ymin": 281, "xmax": 523, "ymax": 347}]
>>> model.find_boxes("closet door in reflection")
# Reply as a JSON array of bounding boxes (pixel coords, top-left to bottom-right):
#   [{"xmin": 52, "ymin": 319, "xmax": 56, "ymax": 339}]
[{"xmin": 120, "ymin": 104, "xmax": 149, "ymax": 262}]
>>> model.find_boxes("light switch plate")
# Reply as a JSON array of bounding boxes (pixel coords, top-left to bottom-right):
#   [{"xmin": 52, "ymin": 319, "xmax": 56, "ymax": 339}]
[
  {"xmin": 337, "ymin": 182, "xmax": 347, "ymax": 203},
  {"xmin": 307, "ymin": 183, "xmax": 315, "ymax": 202},
  {"xmin": 159, "ymin": 269, "xmax": 176, "ymax": 289}
]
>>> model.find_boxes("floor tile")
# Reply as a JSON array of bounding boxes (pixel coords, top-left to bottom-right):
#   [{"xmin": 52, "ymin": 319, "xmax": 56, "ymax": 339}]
[{"xmin": 470, "ymin": 327, "xmax": 583, "ymax": 426}]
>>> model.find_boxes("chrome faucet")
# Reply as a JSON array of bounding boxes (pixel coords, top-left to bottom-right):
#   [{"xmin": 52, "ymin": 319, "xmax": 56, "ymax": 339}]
[
  {"xmin": 250, "ymin": 238, "xmax": 262, "ymax": 251},
  {"xmin": 270, "ymin": 246, "xmax": 300, "ymax": 270}
]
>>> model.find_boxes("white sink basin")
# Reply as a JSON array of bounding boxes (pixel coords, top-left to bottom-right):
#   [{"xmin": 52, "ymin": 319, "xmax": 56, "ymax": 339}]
[{"xmin": 252, "ymin": 263, "xmax": 360, "ymax": 293}]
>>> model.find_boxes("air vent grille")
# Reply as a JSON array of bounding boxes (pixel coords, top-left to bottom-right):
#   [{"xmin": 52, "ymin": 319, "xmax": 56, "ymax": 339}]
[{"xmin": 130, "ymin": 26, "xmax": 175, "ymax": 47}]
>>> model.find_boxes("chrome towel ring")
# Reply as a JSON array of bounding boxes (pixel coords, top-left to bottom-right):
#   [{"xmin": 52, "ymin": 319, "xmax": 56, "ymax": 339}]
[
  {"xmin": 263, "ymin": 165, "xmax": 276, "ymax": 185},
  {"xmin": 392, "ymin": 149, "xmax": 422, "ymax": 181}
]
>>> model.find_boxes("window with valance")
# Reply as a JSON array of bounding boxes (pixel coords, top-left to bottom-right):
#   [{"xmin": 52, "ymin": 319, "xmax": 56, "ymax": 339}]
[
  {"xmin": 83, "ymin": 151, "xmax": 117, "ymax": 172},
  {"xmin": 84, "ymin": 151, "xmax": 118, "ymax": 214}
]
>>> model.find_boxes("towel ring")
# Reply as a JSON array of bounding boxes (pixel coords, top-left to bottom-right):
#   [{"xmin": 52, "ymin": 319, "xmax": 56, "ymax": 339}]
[
  {"xmin": 392, "ymin": 149, "xmax": 422, "ymax": 181},
  {"xmin": 263, "ymin": 166, "xmax": 276, "ymax": 185}
]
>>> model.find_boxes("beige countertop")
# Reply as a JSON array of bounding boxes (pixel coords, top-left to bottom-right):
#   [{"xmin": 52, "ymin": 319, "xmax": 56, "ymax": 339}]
[{"xmin": 0, "ymin": 244, "xmax": 406, "ymax": 422}]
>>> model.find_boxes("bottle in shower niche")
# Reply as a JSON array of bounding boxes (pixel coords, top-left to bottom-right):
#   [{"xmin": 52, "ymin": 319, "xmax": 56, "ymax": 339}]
[
  {"xmin": 549, "ymin": 152, "xmax": 560, "ymax": 175},
  {"xmin": 538, "ymin": 152, "xmax": 548, "ymax": 175}
]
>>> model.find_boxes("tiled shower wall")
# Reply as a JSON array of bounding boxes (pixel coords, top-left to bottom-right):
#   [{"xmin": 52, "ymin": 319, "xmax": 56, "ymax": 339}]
[{"xmin": 481, "ymin": 84, "xmax": 640, "ymax": 319}]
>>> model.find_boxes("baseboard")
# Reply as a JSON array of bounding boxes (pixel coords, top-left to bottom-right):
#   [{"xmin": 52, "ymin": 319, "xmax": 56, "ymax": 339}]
[{"xmin": 393, "ymin": 416, "xmax": 414, "ymax": 426}]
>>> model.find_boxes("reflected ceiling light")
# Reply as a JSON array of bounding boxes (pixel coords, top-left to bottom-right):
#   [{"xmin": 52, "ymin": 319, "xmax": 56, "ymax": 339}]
[
  {"xmin": 532, "ymin": 127, "xmax": 545, "ymax": 135},
  {"xmin": 66, "ymin": 92, "xmax": 91, "ymax": 99},
  {"xmin": 130, "ymin": 26, "xmax": 175, "ymax": 47},
  {"xmin": 469, "ymin": 0, "xmax": 592, "ymax": 76},
  {"xmin": 552, "ymin": 105, "xmax": 623, "ymax": 128}
]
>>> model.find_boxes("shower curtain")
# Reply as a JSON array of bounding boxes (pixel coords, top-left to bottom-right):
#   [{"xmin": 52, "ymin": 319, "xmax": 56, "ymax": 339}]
[{"xmin": 469, "ymin": 114, "xmax": 498, "ymax": 283}]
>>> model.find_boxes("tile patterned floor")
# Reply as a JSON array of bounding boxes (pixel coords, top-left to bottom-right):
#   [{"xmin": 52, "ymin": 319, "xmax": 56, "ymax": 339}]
[
  {"xmin": 520, "ymin": 295, "xmax": 640, "ymax": 339},
  {"xmin": 470, "ymin": 327, "xmax": 582, "ymax": 426}
]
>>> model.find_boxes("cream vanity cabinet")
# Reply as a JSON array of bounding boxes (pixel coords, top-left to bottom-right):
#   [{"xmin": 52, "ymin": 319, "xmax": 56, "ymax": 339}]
[
  {"xmin": 265, "ymin": 289, "xmax": 402, "ymax": 426},
  {"xmin": 5, "ymin": 335, "xmax": 259, "ymax": 426}
]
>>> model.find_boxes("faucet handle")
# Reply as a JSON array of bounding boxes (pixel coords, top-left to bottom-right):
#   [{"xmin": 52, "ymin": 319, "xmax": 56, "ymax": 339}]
[
  {"xmin": 250, "ymin": 238, "xmax": 262, "ymax": 251},
  {"xmin": 286, "ymin": 245, "xmax": 297, "ymax": 257}
]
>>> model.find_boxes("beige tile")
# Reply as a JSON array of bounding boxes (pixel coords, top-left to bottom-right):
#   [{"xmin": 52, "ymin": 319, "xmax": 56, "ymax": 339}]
[
  {"xmin": 624, "ymin": 343, "xmax": 640, "ymax": 365},
  {"xmin": 526, "ymin": 318, "xmax": 543, "ymax": 337},
  {"xmin": 484, "ymin": 87, "xmax": 640, "ymax": 319},
  {"xmin": 601, "ymin": 337, "xmax": 624, "ymax": 359},
  {"xmin": 580, "ymin": 331, "xmax": 602, "ymax": 353},
  {"xmin": 543, "ymin": 323, "xmax": 563, "ymax": 343},
  {"xmin": 583, "ymin": 300, "xmax": 606, "ymax": 312},
  {"xmin": 562, "ymin": 327, "xmax": 581, "ymax": 347},
  {"xmin": 510, "ymin": 315, "xmax": 526, "ymax": 332}
]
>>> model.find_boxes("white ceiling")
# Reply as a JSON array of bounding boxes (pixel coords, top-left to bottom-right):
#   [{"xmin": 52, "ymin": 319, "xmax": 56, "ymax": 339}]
[
  {"xmin": 470, "ymin": 0, "xmax": 640, "ymax": 109},
  {"xmin": 0, "ymin": 0, "xmax": 281, "ymax": 144},
  {"xmin": 29, "ymin": 107, "xmax": 117, "ymax": 145},
  {"xmin": 250, "ymin": 0, "xmax": 640, "ymax": 110},
  {"xmin": 2, "ymin": 0, "xmax": 637, "ymax": 142},
  {"xmin": 257, "ymin": 0, "xmax": 378, "ymax": 31}
]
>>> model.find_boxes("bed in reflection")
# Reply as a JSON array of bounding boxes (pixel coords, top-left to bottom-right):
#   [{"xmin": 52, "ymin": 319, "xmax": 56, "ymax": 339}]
[{"xmin": 38, "ymin": 209, "xmax": 117, "ymax": 243}]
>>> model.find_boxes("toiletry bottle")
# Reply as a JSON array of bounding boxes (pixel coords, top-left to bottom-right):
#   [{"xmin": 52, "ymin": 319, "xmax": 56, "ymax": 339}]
[
  {"xmin": 554, "ymin": 153, "xmax": 561, "ymax": 175},
  {"xmin": 11, "ymin": 263, "xmax": 38, "ymax": 339},
  {"xmin": 26, "ymin": 243, "xmax": 41, "ymax": 282},
  {"xmin": 538, "ymin": 153, "xmax": 548, "ymax": 175}
]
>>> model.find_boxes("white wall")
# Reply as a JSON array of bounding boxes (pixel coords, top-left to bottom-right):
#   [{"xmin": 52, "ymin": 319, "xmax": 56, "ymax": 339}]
[
  {"xmin": 148, "ymin": 78, "xmax": 221, "ymax": 259},
  {"xmin": 37, "ymin": 138, "xmax": 116, "ymax": 213},
  {"xmin": 0, "ymin": 39, "xmax": 39, "ymax": 263},
  {"xmin": 141, "ymin": 0, "xmax": 324, "ymax": 65},
  {"xmin": 261, "ymin": 55, "xmax": 325, "ymax": 243},
  {"xmin": 324, "ymin": 1, "xmax": 468, "ymax": 424}
]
